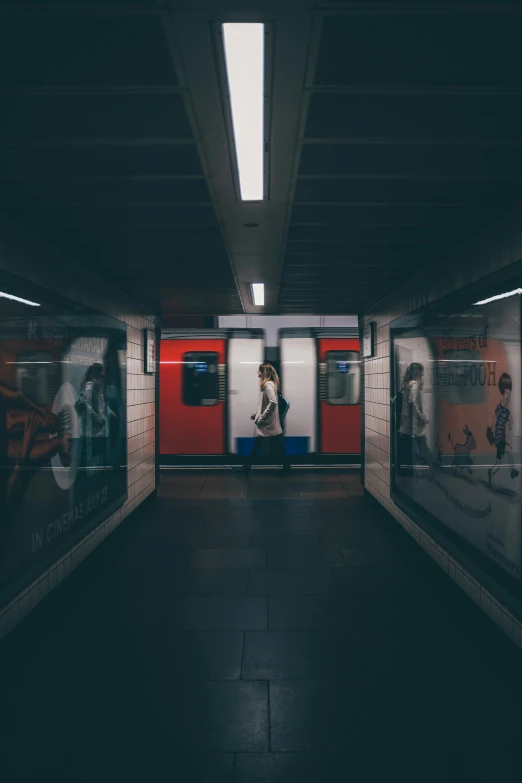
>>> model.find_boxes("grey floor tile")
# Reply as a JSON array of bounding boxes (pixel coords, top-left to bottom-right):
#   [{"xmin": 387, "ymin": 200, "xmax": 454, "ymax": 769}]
[
  {"xmin": 185, "ymin": 533, "xmax": 253, "ymax": 549},
  {"xmin": 189, "ymin": 548, "xmax": 266, "ymax": 569},
  {"xmin": 198, "ymin": 478, "xmax": 249, "ymax": 500},
  {"xmin": 269, "ymin": 681, "xmax": 363, "ymax": 752},
  {"xmin": 268, "ymin": 595, "xmax": 370, "ymax": 630},
  {"xmin": 242, "ymin": 631, "xmax": 355, "ymax": 680},
  {"xmin": 135, "ymin": 631, "xmax": 244, "ymax": 680},
  {"xmin": 97, "ymin": 567, "xmax": 249, "ymax": 597},
  {"xmin": 176, "ymin": 754, "xmax": 234, "ymax": 782},
  {"xmin": 266, "ymin": 545, "xmax": 345, "ymax": 569},
  {"xmin": 169, "ymin": 596, "xmax": 267, "ymax": 630},
  {"xmin": 340, "ymin": 547, "xmax": 406, "ymax": 568},
  {"xmin": 251, "ymin": 533, "xmax": 320, "ymax": 547},
  {"xmin": 234, "ymin": 751, "xmax": 369, "ymax": 782},
  {"xmin": 249, "ymin": 569, "xmax": 337, "ymax": 595},
  {"xmin": 333, "ymin": 565, "xmax": 410, "ymax": 594},
  {"xmin": 172, "ymin": 681, "xmax": 269, "ymax": 752}
]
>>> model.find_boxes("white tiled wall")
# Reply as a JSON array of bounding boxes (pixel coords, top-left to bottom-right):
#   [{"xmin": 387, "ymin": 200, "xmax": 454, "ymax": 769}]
[
  {"xmin": 361, "ymin": 208, "xmax": 522, "ymax": 650},
  {"xmin": 0, "ymin": 215, "xmax": 158, "ymax": 639}
]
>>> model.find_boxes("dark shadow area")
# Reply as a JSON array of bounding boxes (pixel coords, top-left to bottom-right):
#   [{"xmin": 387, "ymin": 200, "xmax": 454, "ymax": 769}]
[{"xmin": 1, "ymin": 482, "xmax": 521, "ymax": 782}]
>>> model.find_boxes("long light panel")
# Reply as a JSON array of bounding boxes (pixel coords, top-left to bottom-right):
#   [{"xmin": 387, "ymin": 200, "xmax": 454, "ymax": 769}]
[
  {"xmin": 0, "ymin": 290, "xmax": 40, "ymax": 306},
  {"xmin": 473, "ymin": 288, "xmax": 522, "ymax": 306},
  {"xmin": 251, "ymin": 283, "xmax": 265, "ymax": 306},
  {"xmin": 222, "ymin": 23, "xmax": 264, "ymax": 201}
]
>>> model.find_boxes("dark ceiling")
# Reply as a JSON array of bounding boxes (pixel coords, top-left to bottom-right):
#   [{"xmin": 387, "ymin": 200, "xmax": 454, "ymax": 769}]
[{"xmin": 0, "ymin": 1, "xmax": 522, "ymax": 316}]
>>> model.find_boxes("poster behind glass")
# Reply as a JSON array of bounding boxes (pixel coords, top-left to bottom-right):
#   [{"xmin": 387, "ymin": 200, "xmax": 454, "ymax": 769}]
[
  {"xmin": 392, "ymin": 294, "xmax": 522, "ymax": 580},
  {"xmin": 0, "ymin": 311, "xmax": 127, "ymax": 600}
]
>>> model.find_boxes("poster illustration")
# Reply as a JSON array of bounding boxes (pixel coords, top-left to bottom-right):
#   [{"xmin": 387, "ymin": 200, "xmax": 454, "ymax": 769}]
[
  {"xmin": 392, "ymin": 294, "xmax": 522, "ymax": 580},
  {"xmin": 0, "ymin": 311, "xmax": 127, "ymax": 601}
]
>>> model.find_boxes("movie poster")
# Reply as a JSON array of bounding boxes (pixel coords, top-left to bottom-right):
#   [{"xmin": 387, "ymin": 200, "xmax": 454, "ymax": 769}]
[
  {"xmin": 392, "ymin": 294, "xmax": 522, "ymax": 580},
  {"xmin": 0, "ymin": 312, "xmax": 127, "ymax": 601}
]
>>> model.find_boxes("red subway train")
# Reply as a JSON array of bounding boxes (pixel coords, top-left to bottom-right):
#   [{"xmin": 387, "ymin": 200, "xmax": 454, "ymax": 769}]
[{"xmin": 160, "ymin": 327, "xmax": 360, "ymax": 462}]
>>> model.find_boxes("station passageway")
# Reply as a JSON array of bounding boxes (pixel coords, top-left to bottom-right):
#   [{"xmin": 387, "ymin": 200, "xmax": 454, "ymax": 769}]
[{"xmin": 1, "ymin": 470, "xmax": 522, "ymax": 783}]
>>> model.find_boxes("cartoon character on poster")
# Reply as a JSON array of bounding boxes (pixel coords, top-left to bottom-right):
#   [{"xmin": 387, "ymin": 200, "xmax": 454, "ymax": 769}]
[{"xmin": 486, "ymin": 372, "xmax": 519, "ymax": 493}]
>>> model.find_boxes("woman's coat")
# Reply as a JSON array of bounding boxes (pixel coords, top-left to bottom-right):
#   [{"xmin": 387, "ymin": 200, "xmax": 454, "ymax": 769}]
[{"xmin": 253, "ymin": 381, "xmax": 282, "ymax": 438}]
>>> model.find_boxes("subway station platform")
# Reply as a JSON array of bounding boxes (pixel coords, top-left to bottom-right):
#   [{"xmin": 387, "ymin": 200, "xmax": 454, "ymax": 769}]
[{"xmin": 1, "ymin": 470, "xmax": 522, "ymax": 782}]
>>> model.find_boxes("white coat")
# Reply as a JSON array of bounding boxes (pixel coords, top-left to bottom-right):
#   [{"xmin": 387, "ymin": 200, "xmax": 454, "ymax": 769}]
[{"xmin": 253, "ymin": 381, "xmax": 282, "ymax": 438}]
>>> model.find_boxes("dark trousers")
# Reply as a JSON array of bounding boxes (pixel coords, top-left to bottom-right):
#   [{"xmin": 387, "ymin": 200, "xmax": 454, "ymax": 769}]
[{"xmin": 245, "ymin": 434, "xmax": 291, "ymax": 473}]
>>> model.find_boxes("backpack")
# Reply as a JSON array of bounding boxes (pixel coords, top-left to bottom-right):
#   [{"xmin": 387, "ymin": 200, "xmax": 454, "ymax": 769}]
[{"xmin": 278, "ymin": 389, "xmax": 290, "ymax": 427}]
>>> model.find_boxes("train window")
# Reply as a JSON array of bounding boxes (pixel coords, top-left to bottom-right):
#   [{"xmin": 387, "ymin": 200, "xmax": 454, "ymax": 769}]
[
  {"xmin": 326, "ymin": 351, "xmax": 360, "ymax": 405},
  {"xmin": 182, "ymin": 352, "xmax": 219, "ymax": 406}
]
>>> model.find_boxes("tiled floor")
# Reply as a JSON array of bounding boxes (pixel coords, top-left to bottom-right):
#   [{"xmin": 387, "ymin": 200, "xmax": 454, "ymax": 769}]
[
  {"xmin": 1, "ymin": 471, "xmax": 522, "ymax": 781},
  {"xmin": 159, "ymin": 468, "xmax": 359, "ymax": 500}
]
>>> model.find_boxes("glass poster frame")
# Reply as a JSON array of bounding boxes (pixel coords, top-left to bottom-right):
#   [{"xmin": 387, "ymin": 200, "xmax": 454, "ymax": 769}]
[
  {"xmin": 390, "ymin": 281, "xmax": 522, "ymax": 613},
  {"xmin": 0, "ymin": 277, "xmax": 128, "ymax": 611}
]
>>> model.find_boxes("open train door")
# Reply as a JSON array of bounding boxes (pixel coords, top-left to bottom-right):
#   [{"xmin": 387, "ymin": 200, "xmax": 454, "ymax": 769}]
[
  {"xmin": 318, "ymin": 329, "xmax": 361, "ymax": 454},
  {"xmin": 227, "ymin": 330, "xmax": 265, "ymax": 455},
  {"xmin": 160, "ymin": 331, "xmax": 226, "ymax": 455}
]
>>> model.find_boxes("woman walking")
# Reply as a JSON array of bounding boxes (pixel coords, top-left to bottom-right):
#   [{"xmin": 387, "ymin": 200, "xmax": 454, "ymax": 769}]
[{"xmin": 243, "ymin": 363, "xmax": 291, "ymax": 476}]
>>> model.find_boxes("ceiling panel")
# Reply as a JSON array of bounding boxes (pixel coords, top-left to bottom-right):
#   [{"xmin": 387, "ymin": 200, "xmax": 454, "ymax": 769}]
[
  {"xmin": 0, "ymin": 94, "xmax": 194, "ymax": 141},
  {"xmin": 286, "ymin": 224, "xmax": 458, "ymax": 243},
  {"xmin": 21, "ymin": 178, "xmax": 211, "ymax": 205},
  {"xmin": 290, "ymin": 203, "xmax": 483, "ymax": 225},
  {"xmin": 315, "ymin": 13, "xmax": 522, "ymax": 88},
  {"xmin": 293, "ymin": 178, "xmax": 519, "ymax": 205},
  {"xmin": 305, "ymin": 93, "xmax": 522, "ymax": 142},
  {"xmin": 1, "ymin": 3, "xmax": 521, "ymax": 317},
  {"xmin": 278, "ymin": 7, "xmax": 522, "ymax": 313},
  {"xmin": 298, "ymin": 143, "xmax": 522, "ymax": 179},
  {"xmin": 286, "ymin": 240, "xmax": 418, "ymax": 256},
  {"xmin": 0, "ymin": 5, "xmax": 241, "ymax": 315},
  {"xmin": 0, "ymin": 144, "xmax": 204, "ymax": 178},
  {"xmin": 0, "ymin": 16, "xmax": 176, "ymax": 87},
  {"xmin": 38, "ymin": 204, "xmax": 219, "ymax": 225}
]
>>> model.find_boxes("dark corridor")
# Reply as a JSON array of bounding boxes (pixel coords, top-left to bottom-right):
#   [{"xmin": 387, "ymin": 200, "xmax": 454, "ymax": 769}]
[{"xmin": 1, "ymin": 472, "xmax": 521, "ymax": 782}]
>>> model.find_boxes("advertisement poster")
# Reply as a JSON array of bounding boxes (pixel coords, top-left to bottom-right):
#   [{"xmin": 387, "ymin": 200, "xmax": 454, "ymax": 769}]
[
  {"xmin": 0, "ymin": 311, "xmax": 127, "ymax": 601},
  {"xmin": 392, "ymin": 294, "xmax": 522, "ymax": 580}
]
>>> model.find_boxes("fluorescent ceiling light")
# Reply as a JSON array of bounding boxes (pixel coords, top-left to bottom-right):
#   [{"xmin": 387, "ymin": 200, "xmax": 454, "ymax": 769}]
[
  {"xmin": 222, "ymin": 23, "xmax": 264, "ymax": 201},
  {"xmin": 0, "ymin": 290, "xmax": 40, "ymax": 306},
  {"xmin": 473, "ymin": 288, "xmax": 522, "ymax": 306},
  {"xmin": 251, "ymin": 283, "xmax": 264, "ymax": 306}
]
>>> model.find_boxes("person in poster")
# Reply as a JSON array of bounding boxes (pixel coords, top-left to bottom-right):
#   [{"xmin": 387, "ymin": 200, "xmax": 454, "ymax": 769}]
[
  {"xmin": 75, "ymin": 362, "xmax": 118, "ymax": 470},
  {"xmin": 488, "ymin": 372, "xmax": 519, "ymax": 488},
  {"xmin": 0, "ymin": 383, "xmax": 71, "ymax": 564},
  {"xmin": 397, "ymin": 362, "xmax": 430, "ymax": 474}
]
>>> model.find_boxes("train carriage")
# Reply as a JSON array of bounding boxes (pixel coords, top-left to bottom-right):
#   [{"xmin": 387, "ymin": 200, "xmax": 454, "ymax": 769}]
[
  {"xmin": 160, "ymin": 326, "xmax": 361, "ymax": 463},
  {"xmin": 278, "ymin": 327, "xmax": 361, "ymax": 458},
  {"xmin": 160, "ymin": 329, "xmax": 264, "ymax": 457}
]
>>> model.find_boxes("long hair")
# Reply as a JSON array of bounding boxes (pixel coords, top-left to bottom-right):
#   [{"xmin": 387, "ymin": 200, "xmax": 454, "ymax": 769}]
[
  {"xmin": 82, "ymin": 362, "xmax": 104, "ymax": 389},
  {"xmin": 259, "ymin": 363, "xmax": 279, "ymax": 390},
  {"xmin": 402, "ymin": 362, "xmax": 424, "ymax": 388}
]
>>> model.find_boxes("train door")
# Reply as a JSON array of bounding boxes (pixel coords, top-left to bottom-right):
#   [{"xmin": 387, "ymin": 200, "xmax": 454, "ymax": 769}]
[
  {"xmin": 160, "ymin": 338, "xmax": 226, "ymax": 455},
  {"xmin": 279, "ymin": 331, "xmax": 317, "ymax": 455},
  {"xmin": 318, "ymin": 338, "xmax": 361, "ymax": 453},
  {"xmin": 227, "ymin": 333, "xmax": 264, "ymax": 455}
]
